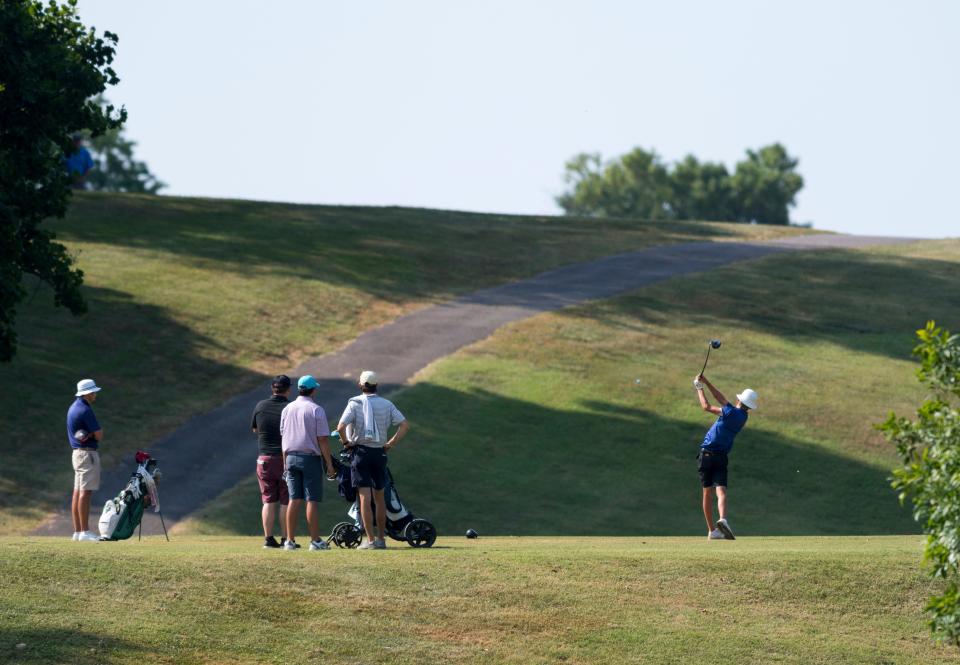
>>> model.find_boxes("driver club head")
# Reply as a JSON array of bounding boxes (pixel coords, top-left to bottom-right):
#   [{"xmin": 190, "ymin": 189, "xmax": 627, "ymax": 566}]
[{"xmin": 700, "ymin": 339, "xmax": 722, "ymax": 376}]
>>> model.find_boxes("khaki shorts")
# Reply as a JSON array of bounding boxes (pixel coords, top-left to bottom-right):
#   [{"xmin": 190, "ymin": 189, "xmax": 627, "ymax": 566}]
[{"xmin": 72, "ymin": 449, "xmax": 101, "ymax": 491}]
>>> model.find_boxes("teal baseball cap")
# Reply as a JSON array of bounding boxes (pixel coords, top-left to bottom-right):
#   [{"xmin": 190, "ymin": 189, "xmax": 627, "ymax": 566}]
[{"xmin": 297, "ymin": 375, "xmax": 319, "ymax": 390}]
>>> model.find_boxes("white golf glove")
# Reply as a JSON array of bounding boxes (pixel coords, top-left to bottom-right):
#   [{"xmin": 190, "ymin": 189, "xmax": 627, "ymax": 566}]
[{"xmin": 693, "ymin": 379, "xmax": 704, "ymax": 390}]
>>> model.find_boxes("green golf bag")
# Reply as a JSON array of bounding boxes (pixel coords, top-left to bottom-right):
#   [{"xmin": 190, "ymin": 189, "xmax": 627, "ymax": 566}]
[
  {"xmin": 104, "ymin": 495, "xmax": 145, "ymax": 541},
  {"xmin": 98, "ymin": 451, "xmax": 165, "ymax": 541}
]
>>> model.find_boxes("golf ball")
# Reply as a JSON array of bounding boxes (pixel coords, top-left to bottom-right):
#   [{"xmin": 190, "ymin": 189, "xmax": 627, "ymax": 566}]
[{"xmin": 635, "ymin": 378, "xmax": 641, "ymax": 384}]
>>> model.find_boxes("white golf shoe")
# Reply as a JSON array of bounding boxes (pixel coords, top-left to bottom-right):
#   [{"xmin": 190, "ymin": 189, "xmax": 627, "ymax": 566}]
[
  {"xmin": 716, "ymin": 519, "xmax": 736, "ymax": 540},
  {"xmin": 708, "ymin": 529, "xmax": 726, "ymax": 540},
  {"xmin": 77, "ymin": 531, "xmax": 99, "ymax": 542},
  {"xmin": 72, "ymin": 532, "xmax": 80, "ymax": 541}
]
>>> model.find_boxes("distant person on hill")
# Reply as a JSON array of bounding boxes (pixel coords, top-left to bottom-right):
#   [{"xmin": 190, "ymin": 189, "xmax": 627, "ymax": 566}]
[
  {"xmin": 280, "ymin": 375, "xmax": 337, "ymax": 551},
  {"xmin": 337, "ymin": 371, "xmax": 409, "ymax": 550},
  {"xmin": 251, "ymin": 375, "xmax": 292, "ymax": 549},
  {"xmin": 67, "ymin": 379, "xmax": 104, "ymax": 542},
  {"xmin": 64, "ymin": 133, "xmax": 94, "ymax": 189},
  {"xmin": 693, "ymin": 374, "xmax": 758, "ymax": 541}
]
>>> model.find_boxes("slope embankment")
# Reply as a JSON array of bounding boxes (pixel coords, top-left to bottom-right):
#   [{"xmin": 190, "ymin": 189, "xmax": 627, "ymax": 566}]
[{"xmin": 3, "ymin": 192, "xmax": 809, "ymax": 535}]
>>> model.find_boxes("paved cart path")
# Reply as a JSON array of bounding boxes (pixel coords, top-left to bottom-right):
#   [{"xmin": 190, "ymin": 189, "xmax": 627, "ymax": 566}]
[{"xmin": 35, "ymin": 234, "xmax": 919, "ymax": 535}]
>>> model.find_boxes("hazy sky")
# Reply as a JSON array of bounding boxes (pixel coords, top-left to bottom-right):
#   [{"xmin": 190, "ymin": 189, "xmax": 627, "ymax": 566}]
[{"xmin": 76, "ymin": 1, "xmax": 958, "ymax": 237}]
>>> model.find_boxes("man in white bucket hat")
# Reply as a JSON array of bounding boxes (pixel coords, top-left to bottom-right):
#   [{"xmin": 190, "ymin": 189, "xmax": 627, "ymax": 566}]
[
  {"xmin": 693, "ymin": 373, "xmax": 758, "ymax": 541},
  {"xmin": 67, "ymin": 378, "xmax": 104, "ymax": 541}
]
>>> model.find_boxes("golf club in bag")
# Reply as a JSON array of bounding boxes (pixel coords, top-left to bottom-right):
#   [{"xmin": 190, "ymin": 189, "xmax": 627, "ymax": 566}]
[{"xmin": 98, "ymin": 450, "xmax": 169, "ymax": 541}]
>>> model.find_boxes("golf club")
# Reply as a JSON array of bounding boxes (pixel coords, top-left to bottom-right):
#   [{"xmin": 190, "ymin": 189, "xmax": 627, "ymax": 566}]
[{"xmin": 699, "ymin": 339, "xmax": 722, "ymax": 376}]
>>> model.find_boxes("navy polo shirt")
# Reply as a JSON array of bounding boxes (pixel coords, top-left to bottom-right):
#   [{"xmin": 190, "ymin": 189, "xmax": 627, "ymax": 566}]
[
  {"xmin": 701, "ymin": 403, "xmax": 748, "ymax": 454},
  {"xmin": 67, "ymin": 397, "xmax": 101, "ymax": 449}
]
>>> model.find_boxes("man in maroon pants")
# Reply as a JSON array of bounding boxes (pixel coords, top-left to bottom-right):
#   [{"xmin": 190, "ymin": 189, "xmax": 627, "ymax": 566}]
[{"xmin": 251, "ymin": 375, "xmax": 291, "ymax": 548}]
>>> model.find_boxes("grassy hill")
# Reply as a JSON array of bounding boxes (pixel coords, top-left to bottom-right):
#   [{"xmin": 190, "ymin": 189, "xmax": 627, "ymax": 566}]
[
  {"xmin": 184, "ymin": 239, "xmax": 960, "ymax": 537},
  {"xmin": 0, "ymin": 536, "xmax": 953, "ymax": 664},
  {"xmin": 0, "ymin": 193, "xmax": 805, "ymax": 534}
]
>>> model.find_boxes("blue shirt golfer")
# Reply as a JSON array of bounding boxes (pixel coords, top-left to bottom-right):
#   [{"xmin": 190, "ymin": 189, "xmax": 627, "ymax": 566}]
[
  {"xmin": 693, "ymin": 373, "xmax": 758, "ymax": 541},
  {"xmin": 67, "ymin": 378, "xmax": 104, "ymax": 541}
]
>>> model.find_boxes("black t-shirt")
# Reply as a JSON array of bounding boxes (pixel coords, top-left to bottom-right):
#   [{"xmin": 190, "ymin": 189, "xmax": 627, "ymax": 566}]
[{"xmin": 251, "ymin": 395, "xmax": 288, "ymax": 456}]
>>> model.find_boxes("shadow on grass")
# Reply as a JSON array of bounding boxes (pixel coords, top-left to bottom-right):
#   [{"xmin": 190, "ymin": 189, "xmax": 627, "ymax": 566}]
[
  {"xmin": 55, "ymin": 193, "xmax": 750, "ymax": 305},
  {"xmin": 0, "ymin": 627, "xmax": 147, "ymax": 664},
  {"xmin": 565, "ymin": 248, "xmax": 960, "ymax": 362},
  {"xmin": 189, "ymin": 383, "xmax": 917, "ymax": 538},
  {"xmin": 0, "ymin": 284, "xmax": 265, "ymax": 529}
]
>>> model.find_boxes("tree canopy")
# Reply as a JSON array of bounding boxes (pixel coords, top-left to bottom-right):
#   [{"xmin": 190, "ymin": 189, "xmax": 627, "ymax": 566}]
[
  {"xmin": 557, "ymin": 143, "xmax": 804, "ymax": 225},
  {"xmin": 881, "ymin": 322, "xmax": 960, "ymax": 646},
  {"xmin": 0, "ymin": 0, "xmax": 125, "ymax": 361}
]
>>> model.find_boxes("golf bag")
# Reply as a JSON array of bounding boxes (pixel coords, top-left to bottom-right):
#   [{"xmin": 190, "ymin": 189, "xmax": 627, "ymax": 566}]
[
  {"xmin": 98, "ymin": 451, "xmax": 165, "ymax": 541},
  {"xmin": 328, "ymin": 446, "xmax": 436, "ymax": 548}
]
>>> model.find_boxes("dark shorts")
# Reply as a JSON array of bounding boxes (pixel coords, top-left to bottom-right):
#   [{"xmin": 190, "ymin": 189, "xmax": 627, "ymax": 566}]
[
  {"xmin": 351, "ymin": 446, "xmax": 388, "ymax": 490},
  {"xmin": 698, "ymin": 450, "xmax": 728, "ymax": 488},
  {"xmin": 256, "ymin": 455, "xmax": 289, "ymax": 505},
  {"xmin": 285, "ymin": 453, "xmax": 324, "ymax": 502}
]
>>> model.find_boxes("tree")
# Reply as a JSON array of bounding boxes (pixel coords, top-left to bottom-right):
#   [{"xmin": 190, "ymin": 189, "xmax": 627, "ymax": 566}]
[
  {"xmin": 556, "ymin": 143, "xmax": 804, "ymax": 225},
  {"xmin": 729, "ymin": 143, "xmax": 804, "ymax": 225},
  {"xmin": 556, "ymin": 148, "xmax": 673, "ymax": 220},
  {"xmin": 555, "ymin": 152, "xmax": 605, "ymax": 217},
  {"xmin": 85, "ymin": 99, "xmax": 164, "ymax": 194},
  {"xmin": 669, "ymin": 156, "xmax": 736, "ymax": 222},
  {"xmin": 880, "ymin": 322, "xmax": 960, "ymax": 646},
  {"xmin": 0, "ymin": 0, "xmax": 125, "ymax": 361}
]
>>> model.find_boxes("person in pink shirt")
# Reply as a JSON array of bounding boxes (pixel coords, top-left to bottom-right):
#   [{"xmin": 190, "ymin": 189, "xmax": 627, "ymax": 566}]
[{"xmin": 279, "ymin": 375, "xmax": 336, "ymax": 551}]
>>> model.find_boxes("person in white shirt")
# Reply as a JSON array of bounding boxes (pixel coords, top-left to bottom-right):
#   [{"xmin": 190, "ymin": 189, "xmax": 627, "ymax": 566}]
[{"xmin": 337, "ymin": 371, "xmax": 409, "ymax": 550}]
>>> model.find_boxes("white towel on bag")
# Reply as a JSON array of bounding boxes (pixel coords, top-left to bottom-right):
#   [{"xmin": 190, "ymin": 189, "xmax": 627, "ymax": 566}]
[{"xmin": 361, "ymin": 394, "xmax": 380, "ymax": 442}]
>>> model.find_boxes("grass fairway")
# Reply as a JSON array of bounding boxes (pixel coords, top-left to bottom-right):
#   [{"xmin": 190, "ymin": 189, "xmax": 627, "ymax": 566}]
[
  {"xmin": 0, "ymin": 193, "xmax": 808, "ymax": 534},
  {"xmin": 0, "ymin": 536, "xmax": 952, "ymax": 664},
  {"xmin": 184, "ymin": 240, "xmax": 960, "ymax": 538}
]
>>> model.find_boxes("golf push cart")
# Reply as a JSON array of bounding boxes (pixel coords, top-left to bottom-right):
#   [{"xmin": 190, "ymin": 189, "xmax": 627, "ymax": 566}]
[{"xmin": 326, "ymin": 434, "xmax": 436, "ymax": 549}]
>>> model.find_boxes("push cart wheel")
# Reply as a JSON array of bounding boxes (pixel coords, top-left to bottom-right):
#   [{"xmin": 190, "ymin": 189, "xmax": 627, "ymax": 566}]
[
  {"xmin": 337, "ymin": 524, "xmax": 363, "ymax": 549},
  {"xmin": 402, "ymin": 518, "xmax": 437, "ymax": 548},
  {"xmin": 330, "ymin": 522, "xmax": 362, "ymax": 549},
  {"xmin": 329, "ymin": 521, "xmax": 351, "ymax": 541}
]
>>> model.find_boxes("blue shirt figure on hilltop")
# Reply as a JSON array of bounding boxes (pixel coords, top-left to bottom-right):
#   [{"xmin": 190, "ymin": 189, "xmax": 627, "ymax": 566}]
[{"xmin": 64, "ymin": 133, "xmax": 94, "ymax": 189}]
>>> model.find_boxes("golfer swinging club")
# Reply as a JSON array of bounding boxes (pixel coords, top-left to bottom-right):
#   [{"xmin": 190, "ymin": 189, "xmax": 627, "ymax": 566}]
[{"xmin": 693, "ymin": 373, "xmax": 758, "ymax": 540}]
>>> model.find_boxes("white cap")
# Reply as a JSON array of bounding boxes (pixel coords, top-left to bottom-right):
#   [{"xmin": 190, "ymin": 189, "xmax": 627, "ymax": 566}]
[
  {"xmin": 359, "ymin": 370, "xmax": 378, "ymax": 385},
  {"xmin": 736, "ymin": 388, "xmax": 758, "ymax": 410},
  {"xmin": 76, "ymin": 379, "xmax": 102, "ymax": 396}
]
